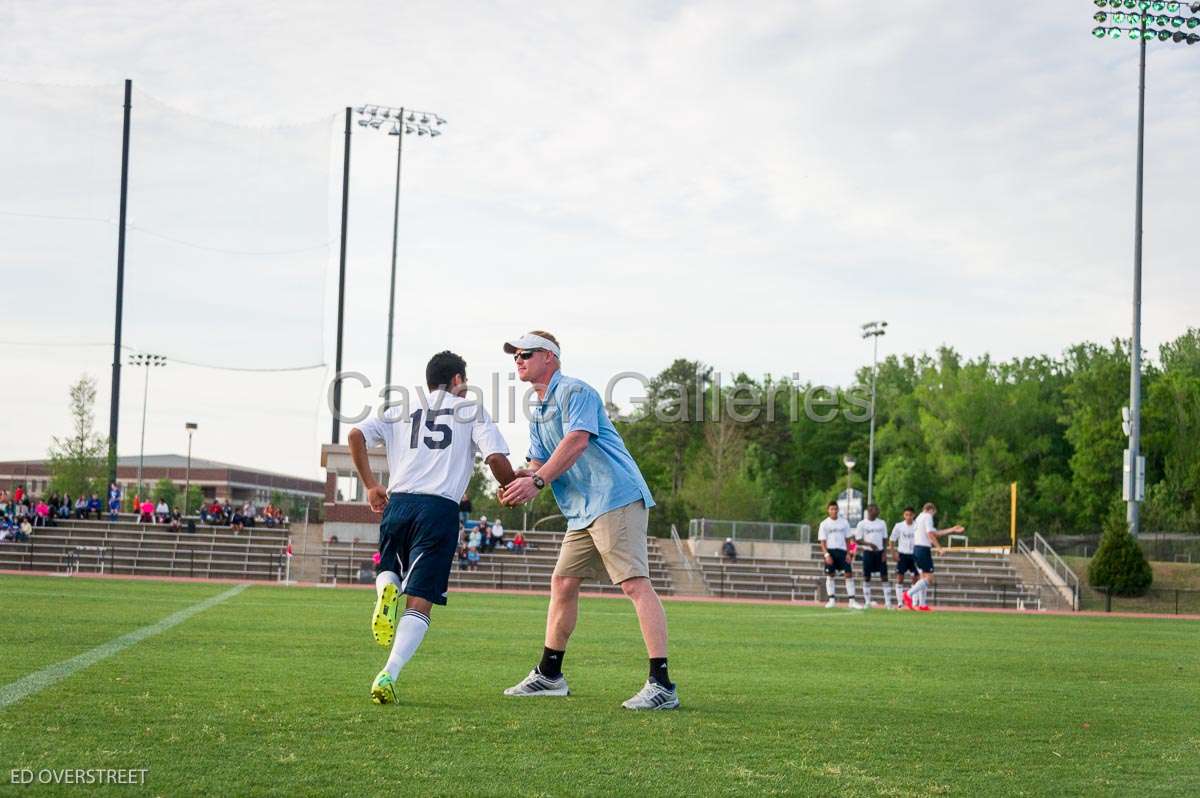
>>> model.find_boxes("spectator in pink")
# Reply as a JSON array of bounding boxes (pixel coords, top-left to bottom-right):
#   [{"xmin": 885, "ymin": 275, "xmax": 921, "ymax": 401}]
[
  {"xmin": 139, "ymin": 499, "xmax": 154, "ymax": 524},
  {"xmin": 34, "ymin": 499, "xmax": 51, "ymax": 527}
]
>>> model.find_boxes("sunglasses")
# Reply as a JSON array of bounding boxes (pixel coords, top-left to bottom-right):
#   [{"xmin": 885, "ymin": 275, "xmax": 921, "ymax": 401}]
[{"xmin": 513, "ymin": 349, "xmax": 542, "ymax": 361}]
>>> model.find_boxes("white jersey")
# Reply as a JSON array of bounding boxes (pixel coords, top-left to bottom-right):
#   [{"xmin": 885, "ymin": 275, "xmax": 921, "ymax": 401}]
[
  {"xmin": 354, "ymin": 390, "xmax": 509, "ymax": 503},
  {"xmin": 914, "ymin": 511, "xmax": 937, "ymax": 547},
  {"xmin": 818, "ymin": 517, "xmax": 851, "ymax": 550},
  {"xmin": 890, "ymin": 521, "xmax": 916, "ymax": 555},
  {"xmin": 855, "ymin": 518, "xmax": 887, "ymax": 551}
]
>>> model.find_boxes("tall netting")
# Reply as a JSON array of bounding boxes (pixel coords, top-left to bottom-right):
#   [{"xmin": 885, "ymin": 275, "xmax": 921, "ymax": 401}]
[{"xmin": 1, "ymin": 79, "xmax": 337, "ymax": 478}]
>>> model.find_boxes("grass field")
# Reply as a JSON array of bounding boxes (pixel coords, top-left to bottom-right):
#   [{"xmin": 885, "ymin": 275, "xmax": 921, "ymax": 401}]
[{"xmin": 1, "ymin": 575, "xmax": 1198, "ymax": 797}]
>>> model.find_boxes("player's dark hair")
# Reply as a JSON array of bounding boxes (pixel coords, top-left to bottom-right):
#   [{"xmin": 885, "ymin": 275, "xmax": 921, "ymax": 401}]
[
  {"xmin": 827, "ymin": 501, "xmax": 838, "ymax": 509},
  {"xmin": 903, "ymin": 506, "xmax": 916, "ymax": 514},
  {"xmin": 867, "ymin": 503, "xmax": 878, "ymax": 511},
  {"xmin": 426, "ymin": 350, "xmax": 467, "ymax": 391}
]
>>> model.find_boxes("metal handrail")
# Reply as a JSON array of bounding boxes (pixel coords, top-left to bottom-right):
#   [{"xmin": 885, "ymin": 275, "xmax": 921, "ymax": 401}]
[
  {"xmin": 689, "ymin": 517, "xmax": 811, "ymax": 543},
  {"xmin": 1033, "ymin": 532, "xmax": 1080, "ymax": 611},
  {"xmin": 669, "ymin": 524, "xmax": 698, "ymax": 575}
]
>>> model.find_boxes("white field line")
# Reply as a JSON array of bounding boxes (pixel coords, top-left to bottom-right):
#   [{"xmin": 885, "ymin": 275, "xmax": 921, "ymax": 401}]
[{"xmin": 0, "ymin": 584, "xmax": 247, "ymax": 710}]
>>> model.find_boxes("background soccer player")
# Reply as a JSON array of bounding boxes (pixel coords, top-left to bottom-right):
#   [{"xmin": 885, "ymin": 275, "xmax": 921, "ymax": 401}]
[
  {"xmin": 889, "ymin": 506, "xmax": 919, "ymax": 610},
  {"xmin": 902, "ymin": 501, "xmax": 965, "ymax": 612},
  {"xmin": 818, "ymin": 501, "xmax": 861, "ymax": 609},
  {"xmin": 498, "ymin": 331, "xmax": 677, "ymax": 710},
  {"xmin": 855, "ymin": 503, "xmax": 890, "ymax": 609},
  {"xmin": 348, "ymin": 350, "xmax": 515, "ymax": 705}
]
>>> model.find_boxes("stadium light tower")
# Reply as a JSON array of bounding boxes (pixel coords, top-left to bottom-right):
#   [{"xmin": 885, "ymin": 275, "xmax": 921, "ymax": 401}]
[
  {"xmin": 184, "ymin": 421, "xmax": 197, "ymax": 515},
  {"xmin": 861, "ymin": 320, "xmax": 887, "ymax": 507},
  {"xmin": 128, "ymin": 353, "xmax": 166, "ymax": 499},
  {"xmin": 1090, "ymin": 0, "xmax": 1199, "ymax": 536},
  {"xmin": 353, "ymin": 104, "xmax": 447, "ymax": 390}
]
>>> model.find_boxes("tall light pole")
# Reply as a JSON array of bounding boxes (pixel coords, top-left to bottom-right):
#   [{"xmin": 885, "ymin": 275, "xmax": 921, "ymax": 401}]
[
  {"xmin": 184, "ymin": 421, "xmax": 197, "ymax": 513},
  {"xmin": 843, "ymin": 454, "xmax": 856, "ymax": 524},
  {"xmin": 128, "ymin": 353, "xmax": 166, "ymax": 500},
  {"xmin": 352, "ymin": 104, "xmax": 447, "ymax": 389},
  {"xmin": 1091, "ymin": 1, "xmax": 1199, "ymax": 536},
  {"xmin": 107, "ymin": 78, "xmax": 133, "ymax": 488},
  {"xmin": 861, "ymin": 320, "xmax": 887, "ymax": 507}
]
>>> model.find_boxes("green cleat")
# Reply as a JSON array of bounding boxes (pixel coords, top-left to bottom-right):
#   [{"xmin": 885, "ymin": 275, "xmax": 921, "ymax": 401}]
[
  {"xmin": 371, "ymin": 670, "xmax": 397, "ymax": 705},
  {"xmin": 371, "ymin": 582, "xmax": 399, "ymax": 647}
]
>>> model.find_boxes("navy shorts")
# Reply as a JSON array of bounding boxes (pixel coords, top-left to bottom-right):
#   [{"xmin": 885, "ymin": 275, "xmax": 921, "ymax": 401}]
[
  {"xmin": 377, "ymin": 493, "xmax": 459, "ymax": 605},
  {"xmin": 823, "ymin": 548, "xmax": 852, "ymax": 575},
  {"xmin": 913, "ymin": 545, "xmax": 935, "ymax": 574},
  {"xmin": 861, "ymin": 550, "xmax": 887, "ymax": 580},
  {"xmin": 896, "ymin": 553, "xmax": 919, "ymax": 576}
]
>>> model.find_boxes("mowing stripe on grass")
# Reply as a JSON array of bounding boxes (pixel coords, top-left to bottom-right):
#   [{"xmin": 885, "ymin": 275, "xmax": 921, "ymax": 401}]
[{"xmin": 0, "ymin": 584, "xmax": 247, "ymax": 710}]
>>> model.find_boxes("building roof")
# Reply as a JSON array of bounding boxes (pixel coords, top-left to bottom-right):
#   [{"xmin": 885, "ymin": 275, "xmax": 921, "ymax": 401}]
[{"xmin": 0, "ymin": 454, "xmax": 318, "ymax": 486}]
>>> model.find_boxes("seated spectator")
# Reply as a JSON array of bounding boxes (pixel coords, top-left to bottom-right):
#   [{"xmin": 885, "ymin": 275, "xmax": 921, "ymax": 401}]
[
  {"xmin": 457, "ymin": 544, "xmax": 469, "ymax": 571},
  {"xmin": 14, "ymin": 484, "xmax": 25, "ymax": 503},
  {"xmin": 231, "ymin": 508, "xmax": 245, "ymax": 533},
  {"xmin": 155, "ymin": 499, "xmax": 170, "ymax": 524},
  {"xmin": 722, "ymin": 537, "xmax": 738, "ymax": 562},
  {"xmin": 18, "ymin": 518, "xmax": 33, "ymax": 541},
  {"xmin": 328, "ymin": 534, "xmax": 340, "ymax": 544},
  {"xmin": 56, "ymin": 495, "xmax": 72, "ymax": 519},
  {"xmin": 74, "ymin": 495, "xmax": 88, "ymax": 519},
  {"xmin": 168, "ymin": 509, "xmax": 182, "ymax": 532},
  {"xmin": 511, "ymin": 531, "xmax": 527, "ymax": 554},
  {"xmin": 356, "ymin": 560, "xmax": 375, "ymax": 584},
  {"xmin": 477, "ymin": 516, "xmax": 491, "ymax": 552},
  {"xmin": 490, "ymin": 520, "xmax": 505, "ymax": 550},
  {"xmin": 139, "ymin": 499, "xmax": 154, "ymax": 524},
  {"xmin": 34, "ymin": 500, "xmax": 51, "ymax": 528},
  {"xmin": 88, "ymin": 494, "xmax": 102, "ymax": 520},
  {"xmin": 467, "ymin": 526, "xmax": 482, "ymax": 551},
  {"xmin": 466, "ymin": 546, "xmax": 480, "ymax": 571}
]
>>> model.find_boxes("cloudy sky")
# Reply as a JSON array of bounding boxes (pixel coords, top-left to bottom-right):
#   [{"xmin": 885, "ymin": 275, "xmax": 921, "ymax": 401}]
[{"xmin": 1, "ymin": 1, "xmax": 1197, "ymax": 481}]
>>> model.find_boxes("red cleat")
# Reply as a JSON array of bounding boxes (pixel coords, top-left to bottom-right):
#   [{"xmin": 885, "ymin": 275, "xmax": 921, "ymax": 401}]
[
  {"xmin": 917, "ymin": 606, "xmax": 933, "ymax": 612},
  {"xmin": 902, "ymin": 591, "xmax": 914, "ymax": 610}
]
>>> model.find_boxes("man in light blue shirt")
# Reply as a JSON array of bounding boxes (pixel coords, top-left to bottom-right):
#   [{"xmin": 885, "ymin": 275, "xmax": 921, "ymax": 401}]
[{"xmin": 499, "ymin": 330, "xmax": 678, "ymax": 710}]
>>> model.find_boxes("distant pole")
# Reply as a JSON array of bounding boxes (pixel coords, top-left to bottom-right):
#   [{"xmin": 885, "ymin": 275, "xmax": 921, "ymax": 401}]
[
  {"xmin": 861, "ymin": 321, "xmax": 887, "ymax": 506},
  {"xmin": 332, "ymin": 107, "xmax": 351, "ymax": 444},
  {"xmin": 129, "ymin": 353, "xmax": 166, "ymax": 499},
  {"xmin": 107, "ymin": 78, "xmax": 133, "ymax": 486},
  {"xmin": 1127, "ymin": 24, "xmax": 1147, "ymax": 538},
  {"xmin": 384, "ymin": 108, "xmax": 404, "ymax": 389},
  {"xmin": 1010, "ymin": 481, "xmax": 1017, "ymax": 551},
  {"xmin": 184, "ymin": 422, "xmax": 197, "ymax": 512}
]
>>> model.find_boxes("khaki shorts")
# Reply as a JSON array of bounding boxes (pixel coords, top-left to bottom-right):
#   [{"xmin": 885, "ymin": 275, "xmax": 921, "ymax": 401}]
[{"xmin": 553, "ymin": 500, "xmax": 649, "ymax": 585}]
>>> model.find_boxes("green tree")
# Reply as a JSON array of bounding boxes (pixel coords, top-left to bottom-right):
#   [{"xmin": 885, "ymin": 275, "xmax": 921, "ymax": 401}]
[
  {"xmin": 1087, "ymin": 506, "xmax": 1153, "ymax": 596},
  {"xmin": 153, "ymin": 478, "xmax": 178, "ymax": 507},
  {"xmin": 47, "ymin": 375, "xmax": 108, "ymax": 499}
]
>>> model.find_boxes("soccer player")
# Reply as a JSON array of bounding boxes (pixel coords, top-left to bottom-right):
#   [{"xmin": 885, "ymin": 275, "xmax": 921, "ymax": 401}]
[
  {"xmin": 855, "ymin": 503, "xmax": 891, "ymax": 609},
  {"xmin": 889, "ymin": 506, "xmax": 919, "ymax": 610},
  {"xmin": 497, "ymin": 331, "xmax": 678, "ymax": 710},
  {"xmin": 901, "ymin": 501, "xmax": 965, "ymax": 612},
  {"xmin": 818, "ymin": 501, "xmax": 861, "ymax": 609},
  {"xmin": 348, "ymin": 350, "xmax": 515, "ymax": 705}
]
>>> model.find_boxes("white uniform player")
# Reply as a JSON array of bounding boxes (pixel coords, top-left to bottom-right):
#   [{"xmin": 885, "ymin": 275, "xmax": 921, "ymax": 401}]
[
  {"xmin": 348, "ymin": 350, "xmax": 516, "ymax": 705},
  {"xmin": 854, "ymin": 504, "xmax": 891, "ymax": 608},
  {"xmin": 889, "ymin": 507, "xmax": 919, "ymax": 609},
  {"xmin": 902, "ymin": 502, "xmax": 964, "ymax": 612},
  {"xmin": 817, "ymin": 502, "xmax": 861, "ymax": 609}
]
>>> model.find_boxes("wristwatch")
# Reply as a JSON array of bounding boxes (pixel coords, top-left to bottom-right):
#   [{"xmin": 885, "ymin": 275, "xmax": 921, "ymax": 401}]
[{"xmin": 531, "ymin": 474, "xmax": 546, "ymax": 490}]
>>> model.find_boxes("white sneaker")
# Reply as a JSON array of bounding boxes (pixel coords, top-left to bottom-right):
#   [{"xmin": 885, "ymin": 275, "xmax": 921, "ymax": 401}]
[
  {"xmin": 824, "ymin": 598, "xmax": 836, "ymax": 609},
  {"xmin": 621, "ymin": 680, "xmax": 679, "ymax": 710},
  {"xmin": 848, "ymin": 599, "xmax": 863, "ymax": 610},
  {"xmin": 502, "ymin": 668, "xmax": 570, "ymax": 697},
  {"xmin": 865, "ymin": 601, "xmax": 877, "ymax": 609}
]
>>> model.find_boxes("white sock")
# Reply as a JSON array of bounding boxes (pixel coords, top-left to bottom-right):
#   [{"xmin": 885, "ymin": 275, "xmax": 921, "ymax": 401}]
[
  {"xmin": 907, "ymin": 578, "xmax": 925, "ymax": 600},
  {"xmin": 863, "ymin": 584, "xmax": 872, "ymax": 604},
  {"xmin": 385, "ymin": 609, "xmax": 430, "ymax": 680},
  {"xmin": 826, "ymin": 577, "xmax": 836, "ymax": 598},
  {"xmin": 847, "ymin": 579, "xmax": 856, "ymax": 599},
  {"xmin": 883, "ymin": 585, "xmax": 892, "ymax": 608},
  {"xmin": 376, "ymin": 570, "xmax": 401, "ymax": 596},
  {"xmin": 919, "ymin": 582, "xmax": 930, "ymax": 607}
]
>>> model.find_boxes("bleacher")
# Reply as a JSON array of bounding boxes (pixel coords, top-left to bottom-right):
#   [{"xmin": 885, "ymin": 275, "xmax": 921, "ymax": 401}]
[
  {"xmin": 0, "ymin": 515, "xmax": 291, "ymax": 581},
  {"xmin": 321, "ymin": 529, "xmax": 674, "ymax": 596},
  {"xmin": 697, "ymin": 549, "xmax": 1040, "ymax": 608}
]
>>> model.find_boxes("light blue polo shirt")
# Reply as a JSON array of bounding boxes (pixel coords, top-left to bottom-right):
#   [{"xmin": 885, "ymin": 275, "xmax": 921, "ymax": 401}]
[{"xmin": 528, "ymin": 370, "xmax": 655, "ymax": 531}]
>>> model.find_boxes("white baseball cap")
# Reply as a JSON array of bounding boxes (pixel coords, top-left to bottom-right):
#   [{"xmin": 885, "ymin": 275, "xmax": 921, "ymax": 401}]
[{"xmin": 503, "ymin": 332, "xmax": 561, "ymax": 359}]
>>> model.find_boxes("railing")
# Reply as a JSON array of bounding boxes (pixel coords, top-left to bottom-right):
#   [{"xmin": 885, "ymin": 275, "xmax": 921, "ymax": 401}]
[
  {"xmin": 689, "ymin": 518, "xmax": 811, "ymax": 543},
  {"xmin": 1033, "ymin": 532, "xmax": 1080, "ymax": 611},
  {"xmin": 669, "ymin": 524, "xmax": 699, "ymax": 575},
  {"xmin": 1092, "ymin": 586, "xmax": 1200, "ymax": 615}
]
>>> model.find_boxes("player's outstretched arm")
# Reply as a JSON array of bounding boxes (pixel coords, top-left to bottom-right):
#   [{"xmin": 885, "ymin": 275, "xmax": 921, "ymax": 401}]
[{"xmin": 347, "ymin": 428, "xmax": 387, "ymax": 513}]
